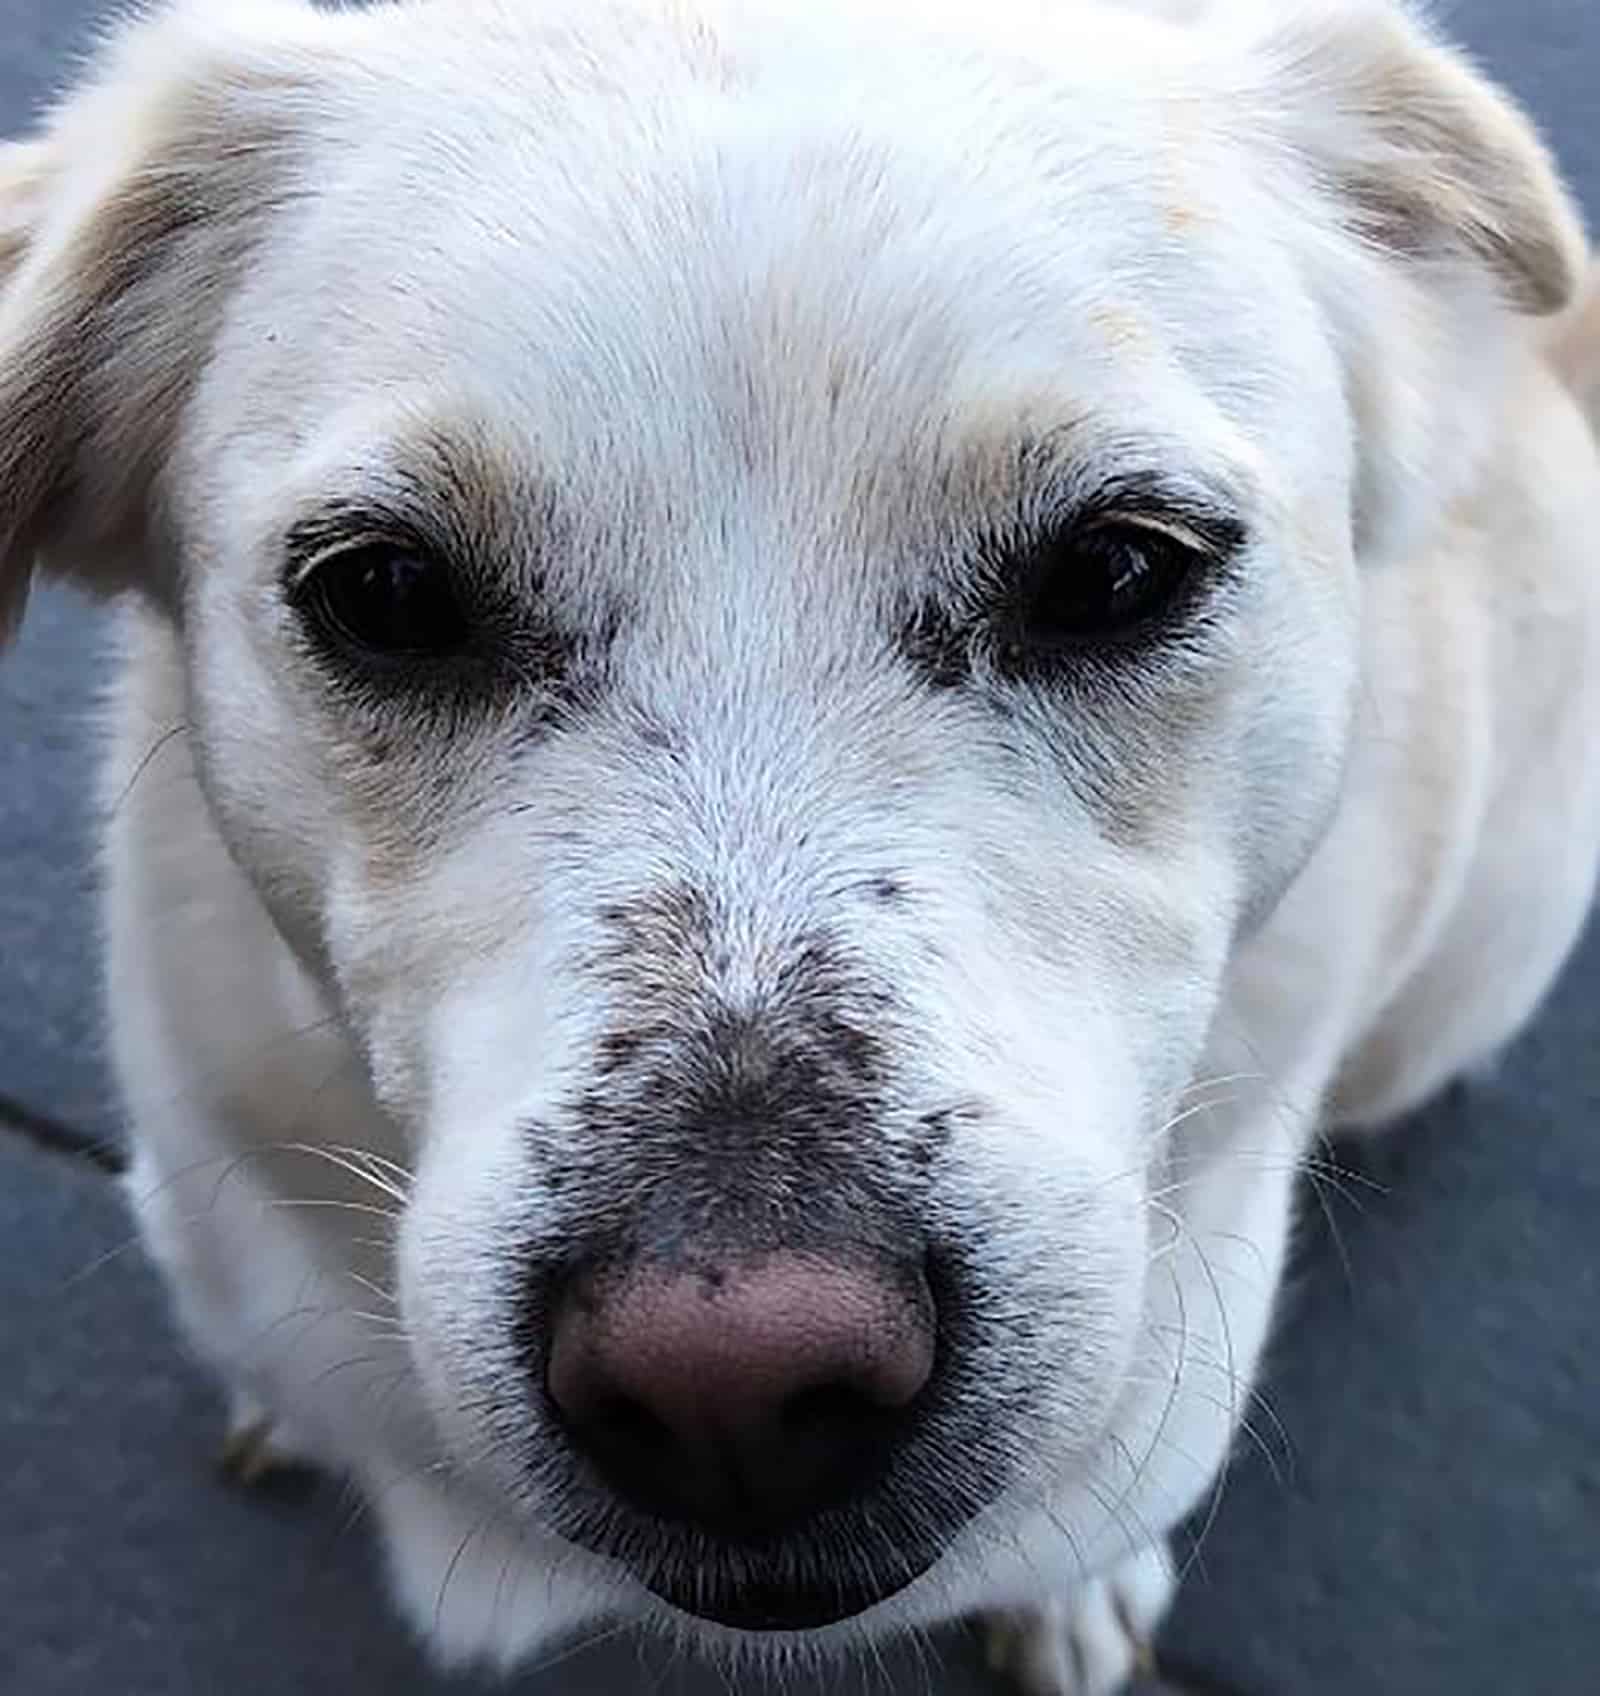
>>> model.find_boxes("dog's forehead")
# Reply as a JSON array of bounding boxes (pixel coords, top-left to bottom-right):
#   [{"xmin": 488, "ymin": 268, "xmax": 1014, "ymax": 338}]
[{"xmin": 204, "ymin": 0, "xmax": 1317, "ymax": 593}]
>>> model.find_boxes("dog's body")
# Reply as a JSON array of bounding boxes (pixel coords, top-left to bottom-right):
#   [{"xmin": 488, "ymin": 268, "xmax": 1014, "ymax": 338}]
[{"xmin": 4, "ymin": 2, "xmax": 1599, "ymax": 1691}]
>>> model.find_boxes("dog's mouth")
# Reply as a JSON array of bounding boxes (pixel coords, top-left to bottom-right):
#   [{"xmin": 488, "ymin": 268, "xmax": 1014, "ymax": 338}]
[{"xmin": 644, "ymin": 1561, "xmax": 937, "ymax": 1631}]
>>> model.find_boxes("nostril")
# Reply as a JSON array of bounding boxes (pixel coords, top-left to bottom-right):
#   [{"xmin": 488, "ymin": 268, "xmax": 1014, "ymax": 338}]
[
  {"xmin": 585, "ymin": 1393, "xmax": 672, "ymax": 1456},
  {"xmin": 779, "ymin": 1369, "xmax": 918, "ymax": 1457},
  {"xmin": 564, "ymin": 1391, "xmax": 683, "ymax": 1507},
  {"xmin": 777, "ymin": 1375, "xmax": 908, "ymax": 1487},
  {"xmin": 783, "ymin": 1378, "xmax": 879, "ymax": 1429}
]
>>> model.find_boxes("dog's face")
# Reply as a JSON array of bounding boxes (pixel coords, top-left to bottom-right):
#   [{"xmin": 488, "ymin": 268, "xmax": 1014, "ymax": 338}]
[{"xmin": 0, "ymin": 0, "xmax": 1583, "ymax": 1650}]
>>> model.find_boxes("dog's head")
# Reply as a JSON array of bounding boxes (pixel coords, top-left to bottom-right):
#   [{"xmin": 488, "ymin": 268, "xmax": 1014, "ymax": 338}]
[{"xmin": 1, "ymin": 0, "xmax": 1583, "ymax": 1650}]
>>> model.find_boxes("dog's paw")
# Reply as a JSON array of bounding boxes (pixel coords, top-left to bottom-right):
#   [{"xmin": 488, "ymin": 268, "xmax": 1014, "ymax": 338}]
[
  {"xmin": 218, "ymin": 1395, "xmax": 319, "ymax": 1487},
  {"xmin": 983, "ymin": 1543, "xmax": 1175, "ymax": 1695}
]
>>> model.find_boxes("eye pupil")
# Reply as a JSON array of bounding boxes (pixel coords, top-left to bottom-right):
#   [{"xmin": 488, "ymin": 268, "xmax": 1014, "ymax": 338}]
[
  {"xmin": 1017, "ymin": 525, "xmax": 1193, "ymax": 650},
  {"xmin": 298, "ymin": 546, "xmax": 470, "ymax": 659}
]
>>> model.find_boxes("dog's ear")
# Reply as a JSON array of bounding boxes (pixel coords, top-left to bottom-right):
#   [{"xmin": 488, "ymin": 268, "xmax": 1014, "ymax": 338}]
[
  {"xmin": 1226, "ymin": 0, "xmax": 1589, "ymax": 557},
  {"xmin": 0, "ymin": 1, "xmax": 333, "ymax": 646},
  {"xmin": 1251, "ymin": 0, "xmax": 1586, "ymax": 315}
]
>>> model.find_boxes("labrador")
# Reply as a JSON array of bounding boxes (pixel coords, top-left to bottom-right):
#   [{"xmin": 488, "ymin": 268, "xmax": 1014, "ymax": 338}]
[{"xmin": 2, "ymin": 1, "xmax": 1598, "ymax": 1690}]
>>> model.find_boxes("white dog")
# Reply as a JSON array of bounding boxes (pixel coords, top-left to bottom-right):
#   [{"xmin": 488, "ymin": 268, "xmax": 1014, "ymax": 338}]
[{"xmin": 3, "ymin": 1, "xmax": 1598, "ymax": 1690}]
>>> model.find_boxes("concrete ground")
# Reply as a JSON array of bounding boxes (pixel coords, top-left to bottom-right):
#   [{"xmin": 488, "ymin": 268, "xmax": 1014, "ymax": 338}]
[{"xmin": 2, "ymin": 3, "xmax": 1598, "ymax": 1693}]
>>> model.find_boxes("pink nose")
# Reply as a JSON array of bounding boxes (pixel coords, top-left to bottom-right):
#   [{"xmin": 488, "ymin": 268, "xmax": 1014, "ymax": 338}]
[{"xmin": 546, "ymin": 1253, "xmax": 936, "ymax": 1536}]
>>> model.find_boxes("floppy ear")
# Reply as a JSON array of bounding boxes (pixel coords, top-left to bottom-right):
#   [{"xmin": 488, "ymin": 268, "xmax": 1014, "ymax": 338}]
[
  {"xmin": 1226, "ymin": 0, "xmax": 1590, "ymax": 558},
  {"xmin": 0, "ymin": 0, "xmax": 331, "ymax": 645}
]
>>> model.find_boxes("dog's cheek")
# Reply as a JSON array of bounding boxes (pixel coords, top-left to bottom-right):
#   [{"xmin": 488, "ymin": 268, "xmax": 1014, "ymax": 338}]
[
  {"xmin": 914, "ymin": 966, "xmax": 1160, "ymax": 1381},
  {"xmin": 1224, "ymin": 537, "xmax": 1362, "ymax": 933},
  {"xmin": 323, "ymin": 803, "xmax": 591, "ymax": 1130},
  {"xmin": 940, "ymin": 1123, "xmax": 1153, "ymax": 1461},
  {"xmin": 184, "ymin": 629, "xmax": 547, "ymax": 1124},
  {"xmin": 393, "ymin": 1121, "xmax": 555, "ymax": 1492},
  {"xmin": 178, "ymin": 607, "xmax": 356, "ymax": 977}
]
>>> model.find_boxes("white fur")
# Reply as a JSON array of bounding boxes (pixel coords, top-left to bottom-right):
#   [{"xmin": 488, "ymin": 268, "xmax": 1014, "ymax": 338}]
[{"xmin": 3, "ymin": 1, "xmax": 1598, "ymax": 1690}]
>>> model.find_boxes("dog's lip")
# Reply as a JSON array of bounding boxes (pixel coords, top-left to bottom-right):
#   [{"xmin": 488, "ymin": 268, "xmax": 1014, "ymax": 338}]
[{"xmin": 645, "ymin": 1566, "xmax": 926, "ymax": 1632}]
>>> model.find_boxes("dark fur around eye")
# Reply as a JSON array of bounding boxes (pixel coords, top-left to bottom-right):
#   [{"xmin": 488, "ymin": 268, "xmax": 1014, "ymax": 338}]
[
  {"xmin": 898, "ymin": 491, "xmax": 1245, "ymax": 695},
  {"xmin": 281, "ymin": 511, "xmax": 594, "ymax": 719}
]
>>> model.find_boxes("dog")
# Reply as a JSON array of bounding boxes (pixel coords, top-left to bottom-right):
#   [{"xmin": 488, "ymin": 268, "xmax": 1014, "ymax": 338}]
[{"xmin": 3, "ymin": 1, "xmax": 1598, "ymax": 1689}]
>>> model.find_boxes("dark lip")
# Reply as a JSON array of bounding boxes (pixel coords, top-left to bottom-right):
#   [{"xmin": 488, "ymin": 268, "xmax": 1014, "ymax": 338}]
[{"xmin": 645, "ymin": 1567, "xmax": 927, "ymax": 1632}]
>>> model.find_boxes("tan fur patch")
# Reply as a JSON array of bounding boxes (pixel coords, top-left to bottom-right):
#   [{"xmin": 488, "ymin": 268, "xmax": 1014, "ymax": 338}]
[{"xmin": 0, "ymin": 29, "xmax": 314, "ymax": 642}]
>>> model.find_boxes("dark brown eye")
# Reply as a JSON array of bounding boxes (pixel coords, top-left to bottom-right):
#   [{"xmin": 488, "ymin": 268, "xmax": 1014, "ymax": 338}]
[
  {"xmin": 1013, "ymin": 519, "xmax": 1203, "ymax": 652},
  {"xmin": 293, "ymin": 545, "xmax": 470, "ymax": 661}
]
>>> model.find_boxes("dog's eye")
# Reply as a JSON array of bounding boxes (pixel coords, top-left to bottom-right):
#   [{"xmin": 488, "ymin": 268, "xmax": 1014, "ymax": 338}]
[
  {"xmin": 1012, "ymin": 518, "xmax": 1204, "ymax": 652},
  {"xmin": 294, "ymin": 545, "xmax": 470, "ymax": 660}
]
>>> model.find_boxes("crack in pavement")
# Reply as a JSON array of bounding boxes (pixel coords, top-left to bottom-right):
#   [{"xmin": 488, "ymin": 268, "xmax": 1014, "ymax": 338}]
[{"xmin": 0, "ymin": 1092, "xmax": 125, "ymax": 1175}]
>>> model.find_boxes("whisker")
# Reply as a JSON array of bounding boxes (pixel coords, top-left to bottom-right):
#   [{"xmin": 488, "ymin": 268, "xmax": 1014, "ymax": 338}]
[
  {"xmin": 344, "ymin": 1268, "xmax": 400, "ymax": 1309},
  {"xmin": 281, "ymin": 1141, "xmax": 411, "ymax": 1205},
  {"xmin": 516, "ymin": 1618, "xmax": 637, "ymax": 1682},
  {"xmin": 433, "ymin": 1514, "xmax": 491, "ymax": 1640},
  {"xmin": 104, "ymin": 720, "xmax": 191, "ymax": 821},
  {"xmin": 1178, "ymin": 1069, "xmax": 1267, "ymax": 1100},
  {"xmin": 265, "ymin": 1197, "xmax": 401, "ymax": 1222}
]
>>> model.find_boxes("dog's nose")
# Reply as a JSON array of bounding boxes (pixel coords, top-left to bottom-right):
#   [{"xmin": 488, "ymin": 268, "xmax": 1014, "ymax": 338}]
[{"xmin": 546, "ymin": 1253, "xmax": 935, "ymax": 1537}]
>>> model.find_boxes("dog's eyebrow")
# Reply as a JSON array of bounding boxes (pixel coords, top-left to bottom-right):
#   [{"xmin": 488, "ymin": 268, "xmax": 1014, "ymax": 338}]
[
  {"xmin": 278, "ymin": 419, "xmax": 561, "ymax": 590},
  {"xmin": 940, "ymin": 412, "xmax": 1257, "ymax": 546},
  {"xmin": 282, "ymin": 499, "xmax": 436, "ymax": 584},
  {"xmin": 1021, "ymin": 422, "xmax": 1253, "ymax": 522},
  {"xmin": 1048, "ymin": 466, "xmax": 1249, "ymax": 556}
]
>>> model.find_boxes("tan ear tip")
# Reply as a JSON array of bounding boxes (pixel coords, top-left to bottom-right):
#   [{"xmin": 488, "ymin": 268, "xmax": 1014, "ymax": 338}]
[
  {"xmin": 1541, "ymin": 205, "xmax": 1591, "ymax": 318},
  {"xmin": 1495, "ymin": 216, "xmax": 1589, "ymax": 317},
  {"xmin": 1501, "ymin": 139, "xmax": 1591, "ymax": 317}
]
